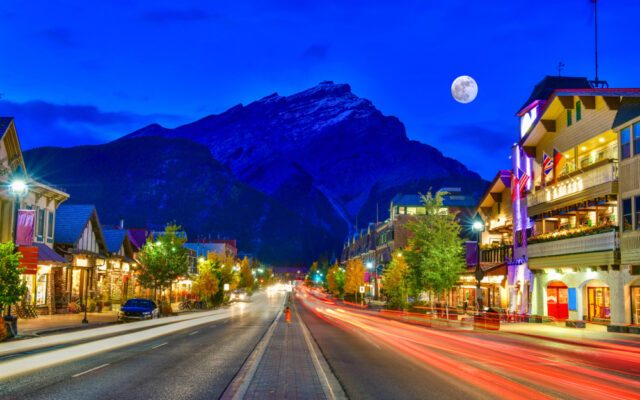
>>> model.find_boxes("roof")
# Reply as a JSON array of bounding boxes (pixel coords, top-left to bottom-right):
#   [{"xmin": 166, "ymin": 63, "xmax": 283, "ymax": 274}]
[
  {"xmin": 477, "ymin": 170, "xmax": 511, "ymax": 209},
  {"xmin": 0, "ymin": 117, "xmax": 14, "ymax": 134},
  {"xmin": 517, "ymin": 76, "xmax": 591, "ymax": 115},
  {"xmin": 612, "ymin": 97, "xmax": 640, "ymax": 129},
  {"xmin": 54, "ymin": 205, "xmax": 97, "ymax": 244},
  {"xmin": 34, "ymin": 243, "xmax": 68, "ymax": 263},
  {"xmin": 391, "ymin": 193, "xmax": 477, "ymax": 208},
  {"xmin": 127, "ymin": 229, "xmax": 149, "ymax": 250},
  {"xmin": 103, "ymin": 229, "xmax": 127, "ymax": 253}
]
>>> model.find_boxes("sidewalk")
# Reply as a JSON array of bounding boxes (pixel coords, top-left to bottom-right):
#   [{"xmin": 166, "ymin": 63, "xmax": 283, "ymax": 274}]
[
  {"xmin": 242, "ymin": 303, "xmax": 337, "ymax": 400},
  {"xmin": 11, "ymin": 312, "xmax": 119, "ymax": 337}
]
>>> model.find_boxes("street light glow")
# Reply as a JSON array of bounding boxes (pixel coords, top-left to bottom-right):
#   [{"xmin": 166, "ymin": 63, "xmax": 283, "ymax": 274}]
[
  {"xmin": 472, "ymin": 221, "xmax": 484, "ymax": 232},
  {"xmin": 366, "ymin": 262, "xmax": 373, "ymax": 269},
  {"xmin": 9, "ymin": 179, "xmax": 28, "ymax": 196}
]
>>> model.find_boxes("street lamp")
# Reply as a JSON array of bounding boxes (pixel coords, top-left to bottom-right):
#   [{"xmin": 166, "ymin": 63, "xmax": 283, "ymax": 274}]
[
  {"xmin": 7, "ymin": 170, "xmax": 29, "ymax": 319},
  {"xmin": 366, "ymin": 261, "xmax": 377, "ymax": 300},
  {"xmin": 471, "ymin": 217, "xmax": 485, "ymax": 311}
]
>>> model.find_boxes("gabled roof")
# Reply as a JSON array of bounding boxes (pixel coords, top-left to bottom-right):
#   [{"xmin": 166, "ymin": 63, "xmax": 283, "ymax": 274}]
[
  {"xmin": 103, "ymin": 229, "xmax": 128, "ymax": 253},
  {"xmin": 34, "ymin": 243, "xmax": 68, "ymax": 263},
  {"xmin": 128, "ymin": 229, "xmax": 149, "ymax": 251},
  {"xmin": 476, "ymin": 170, "xmax": 511, "ymax": 210},
  {"xmin": 54, "ymin": 204, "xmax": 105, "ymax": 249},
  {"xmin": 612, "ymin": 97, "xmax": 640, "ymax": 129},
  {"xmin": 517, "ymin": 76, "xmax": 591, "ymax": 115}
]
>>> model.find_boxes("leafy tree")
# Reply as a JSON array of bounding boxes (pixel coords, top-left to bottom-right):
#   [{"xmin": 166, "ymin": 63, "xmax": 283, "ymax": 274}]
[
  {"xmin": 382, "ymin": 250, "xmax": 410, "ymax": 309},
  {"xmin": 404, "ymin": 191, "xmax": 465, "ymax": 307},
  {"xmin": 239, "ymin": 256, "xmax": 254, "ymax": 291},
  {"xmin": 137, "ymin": 223, "xmax": 189, "ymax": 302},
  {"xmin": 0, "ymin": 242, "xmax": 25, "ymax": 316},
  {"xmin": 327, "ymin": 262, "xmax": 345, "ymax": 296},
  {"xmin": 192, "ymin": 262, "xmax": 219, "ymax": 306},
  {"xmin": 344, "ymin": 258, "xmax": 365, "ymax": 301},
  {"xmin": 206, "ymin": 252, "xmax": 239, "ymax": 304},
  {"xmin": 305, "ymin": 261, "xmax": 318, "ymax": 286}
]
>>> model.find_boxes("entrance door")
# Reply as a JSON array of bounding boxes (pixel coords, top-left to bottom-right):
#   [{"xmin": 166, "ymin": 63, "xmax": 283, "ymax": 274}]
[
  {"xmin": 588, "ymin": 287, "xmax": 610, "ymax": 321},
  {"xmin": 632, "ymin": 287, "xmax": 640, "ymax": 325},
  {"xmin": 547, "ymin": 282, "xmax": 569, "ymax": 320}
]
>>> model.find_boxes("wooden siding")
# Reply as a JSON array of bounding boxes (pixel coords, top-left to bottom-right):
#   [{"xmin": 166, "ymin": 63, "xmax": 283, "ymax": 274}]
[
  {"xmin": 78, "ymin": 219, "xmax": 98, "ymax": 253},
  {"xmin": 535, "ymin": 97, "xmax": 618, "ymax": 162},
  {"xmin": 621, "ymin": 231, "xmax": 640, "ymax": 265},
  {"xmin": 529, "ymin": 250, "xmax": 618, "ymax": 269},
  {"xmin": 619, "ymin": 156, "xmax": 640, "ymax": 197}
]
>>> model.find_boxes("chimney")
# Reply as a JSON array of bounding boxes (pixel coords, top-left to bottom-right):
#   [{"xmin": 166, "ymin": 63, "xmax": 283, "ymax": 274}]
[{"xmin": 120, "ymin": 217, "xmax": 124, "ymax": 229}]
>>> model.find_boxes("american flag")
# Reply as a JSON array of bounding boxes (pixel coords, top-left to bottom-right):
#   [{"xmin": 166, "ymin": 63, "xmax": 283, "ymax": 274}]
[
  {"xmin": 518, "ymin": 168, "xmax": 530, "ymax": 195},
  {"xmin": 511, "ymin": 171, "xmax": 519, "ymax": 202}
]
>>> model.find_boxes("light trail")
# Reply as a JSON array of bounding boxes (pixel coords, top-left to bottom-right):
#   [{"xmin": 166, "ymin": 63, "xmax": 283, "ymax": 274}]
[{"xmin": 298, "ymin": 288, "xmax": 640, "ymax": 400}]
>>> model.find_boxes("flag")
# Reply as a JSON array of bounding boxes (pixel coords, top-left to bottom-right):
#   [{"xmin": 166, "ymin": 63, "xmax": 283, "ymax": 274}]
[
  {"xmin": 553, "ymin": 148, "xmax": 567, "ymax": 185},
  {"xmin": 518, "ymin": 168, "xmax": 530, "ymax": 195},
  {"xmin": 541, "ymin": 152, "xmax": 553, "ymax": 189},
  {"xmin": 511, "ymin": 171, "xmax": 519, "ymax": 203}
]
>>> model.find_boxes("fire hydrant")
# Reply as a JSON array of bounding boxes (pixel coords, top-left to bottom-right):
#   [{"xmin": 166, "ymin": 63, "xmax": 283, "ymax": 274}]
[{"xmin": 285, "ymin": 306, "xmax": 291, "ymax": 323}]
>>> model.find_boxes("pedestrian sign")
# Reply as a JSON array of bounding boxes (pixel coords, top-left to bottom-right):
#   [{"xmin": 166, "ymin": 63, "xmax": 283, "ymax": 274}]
[{"xmin": 359, "ymin": 286, "xmax": 365, "ymax": 293}]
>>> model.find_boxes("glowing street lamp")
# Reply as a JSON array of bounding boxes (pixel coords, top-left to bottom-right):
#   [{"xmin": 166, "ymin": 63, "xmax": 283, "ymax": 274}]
[{"xmin": 471, "ymin": 216, "xmax": 485, "ymax": 310}]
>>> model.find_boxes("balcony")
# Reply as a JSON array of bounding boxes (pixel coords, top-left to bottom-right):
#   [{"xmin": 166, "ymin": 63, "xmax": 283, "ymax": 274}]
[
  {"xmin": 481, "ymin": 245, "xmax": 512, "ymax": 263},
  {"xmin": 528, "ymin": 228, "xmax": 618, "ymax": 260},
  {"xmin": 528, "ymin": 161, "xmax": 618, "ymax": 208}
]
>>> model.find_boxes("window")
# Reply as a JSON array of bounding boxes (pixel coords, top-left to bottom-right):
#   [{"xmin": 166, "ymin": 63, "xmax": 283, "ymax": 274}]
[
  {"xmin": 567, "ymin": 109, "xmax": 572, "ymax": 127},
  {"xmin": 47, "ymin": 211, "xmax": 54, "ymax": 238},
  {"xmin": 37, "ymin": 208, "xmax": 45, "ymax": 239},
  {"xmin": 576, "ymin": 101, "xmax": 582, "ymax": 121},
  {"xmin": 623, "ymin": 198, "xmax": 633, "ymax": 231},
  {"xmin": 636, "ymin": 196, "xmax": 640, "ymax": 231},
  {"xmin": 634, "ymin": 123, "xmax": 640, "ymax": 156},
  {"xmin": 621, "ymin": 128, "xmax": 631, "ymax": 159}
]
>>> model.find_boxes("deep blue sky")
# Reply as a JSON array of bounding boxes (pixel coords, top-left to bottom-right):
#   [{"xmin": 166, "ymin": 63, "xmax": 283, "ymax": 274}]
[{"xmin": 1, "ymin": 0, "xmax": 639, "ymax": 179}]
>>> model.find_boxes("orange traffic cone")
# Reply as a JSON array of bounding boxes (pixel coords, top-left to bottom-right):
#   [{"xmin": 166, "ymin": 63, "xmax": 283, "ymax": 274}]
[{"xmin": 285, "ymin": 307, "xmax": 291, "ymax": 323}]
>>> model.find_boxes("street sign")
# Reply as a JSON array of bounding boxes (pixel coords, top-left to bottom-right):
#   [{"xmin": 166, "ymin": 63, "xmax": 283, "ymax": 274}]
[
  {"xmin": 224, "ymin": 283, "xmax": 230, "ymax": 291},
  {"xmin": 359, "ymin": 286, "xmax": 365, "ymax": 294}
]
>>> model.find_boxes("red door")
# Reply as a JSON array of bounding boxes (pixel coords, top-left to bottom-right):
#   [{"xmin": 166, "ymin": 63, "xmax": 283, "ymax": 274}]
[{"xmin": 547, "ymin": 282, "xmax": 569, "ymax": 320}]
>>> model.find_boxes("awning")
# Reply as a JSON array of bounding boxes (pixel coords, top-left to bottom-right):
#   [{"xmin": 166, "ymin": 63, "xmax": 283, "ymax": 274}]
[
  {"xmin": 34, "ymin": 243, "xmax": 68, "ymax": 264},
  {"xmin": 464, "ymin": 262, "xmax": 507, "ymax": 276}
]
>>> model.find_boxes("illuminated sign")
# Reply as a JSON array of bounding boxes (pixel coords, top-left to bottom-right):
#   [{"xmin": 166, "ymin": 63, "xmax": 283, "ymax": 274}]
[{"xmin": 520, "ymin": 106, "xmax": 538, "ymax": 138}]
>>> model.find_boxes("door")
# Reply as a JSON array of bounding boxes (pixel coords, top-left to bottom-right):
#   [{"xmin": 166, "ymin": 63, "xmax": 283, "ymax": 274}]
[
  {"xmin": 588, "ymin": 287, "xmax": 610, "ymax": 321},
  {"xmin": 547, "ymin": 282, "xmax": 569, "ymax": 320},
  {"xmin": 632, "ymin": 287, "xmax": 640, "ymax": 325}
]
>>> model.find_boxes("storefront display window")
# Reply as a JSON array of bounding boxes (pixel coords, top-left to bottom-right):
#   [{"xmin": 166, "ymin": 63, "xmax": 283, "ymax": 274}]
[
  {"xmin": 36, "ymin": 272, "xmax": 48, "ymax": 305},
  {"xmin": 587, "ymin": 286, "xmax": 610, "ymax": 321}
]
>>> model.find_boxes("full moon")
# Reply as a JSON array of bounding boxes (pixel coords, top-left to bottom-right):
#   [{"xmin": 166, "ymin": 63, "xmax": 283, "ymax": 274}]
[{"xmin": 451, "ymin": 75, "xmax": 478, "ymax": 104}]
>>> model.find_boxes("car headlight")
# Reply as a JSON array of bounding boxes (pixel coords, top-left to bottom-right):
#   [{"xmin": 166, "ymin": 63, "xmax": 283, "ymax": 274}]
[{"xmin": 143, "ymin": 312, "xmax": 151, "ymax": 316}]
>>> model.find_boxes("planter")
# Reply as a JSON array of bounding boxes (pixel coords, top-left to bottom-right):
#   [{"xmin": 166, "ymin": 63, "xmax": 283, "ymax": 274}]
[
  {"xmin": 565, "ymin": 320, "xmax": 586, "ymax": 328},
  {"xmin": 607, "ymin": 324, "xmax": 629, "ymax": 333},
  {"xmin": 3, "ymin": 315, "xmax": 18, "ymax": 338}
]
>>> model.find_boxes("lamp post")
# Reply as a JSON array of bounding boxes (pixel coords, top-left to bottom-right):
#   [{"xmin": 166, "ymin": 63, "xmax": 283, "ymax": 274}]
[
  {"xmin": 472, "ymin": 219, "xmax": 485, "ymax": 311},
  {"xmin": 366, "ymin": 261, "xmax": 376, "ymax": 300},
  {"xmin": 8, "ymin": 172, "xmax": 29, "ymax": 319},
  {"xmin": 82, "ymin": 263, "xmax": 90, "ymax": 324}
]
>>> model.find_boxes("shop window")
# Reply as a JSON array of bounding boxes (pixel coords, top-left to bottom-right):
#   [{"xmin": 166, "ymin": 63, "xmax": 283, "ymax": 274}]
[
  {"xmin": 621, "ymin": 128, "xmax": 631, "ymax": 159},
  {"xmin": 36, "ymin": 273, "xmax": 48, "ymax": 305},
  {"xmin": 634, "ymin": 123, "xmax": 640, "ymax": 156},
  {"xmin": 576, "ymin": 101, "xmax": 581, "ymax": 121},
  {"xmin": 47, "ymin": 211, "xmax": 54, "ymax": 238},
  {"xmin": 623, "ymin": 198, "xmax": 633, "ymax": 231},
  {"xmin": 566, "ymin": 109, "xmax": 572, "ymax": 127},
  {"xmin": 37, "ymin": 208, "xmax": 45, "ymax": 240},
  {"xmin": 636, "ymin": 196, "xmax": 640, "ymax": 231}
]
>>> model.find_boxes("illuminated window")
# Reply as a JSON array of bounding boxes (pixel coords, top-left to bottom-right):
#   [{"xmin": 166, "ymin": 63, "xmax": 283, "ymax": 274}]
[
  {"xmin": 576, "ymin": 101, "xmax": 581, "ymax": 121},
  {"xmin": 623, "ymin": 198, "xmax": 633, "ymax": 231},
  {"xmin": 47, "ymin": 212, "xmax": 54, "ymax": 238},
  {"xmin": 621, "ymin": 128, "xmax": 631, "ymax": 159},
  {"xmin": 634, "ymin": 123, "xmax": 640, "ymax": 156},
  {"xmin": 567, "ymin": 109, "xmax": 572, "ymax": 127},
  {"xmin": 406, "ymin": 207, "xmax": 417, "ymax": 215}
]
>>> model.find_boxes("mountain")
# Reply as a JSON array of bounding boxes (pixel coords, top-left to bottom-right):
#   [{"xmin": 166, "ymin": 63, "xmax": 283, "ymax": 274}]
[
  {"xmin": 125, "ymin": 81, "xmax": 487, "ymax": 238},
  {"xmin": 23, "ymin": 136, "xmax": 336, "ymax": 265}
]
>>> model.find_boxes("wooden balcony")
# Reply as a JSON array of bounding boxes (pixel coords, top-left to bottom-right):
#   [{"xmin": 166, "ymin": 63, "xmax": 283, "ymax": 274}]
[
  {"xmin": 481, "ymin": 245, "xmax": 512, "ymax": 263},
  {"xmin": 528, "ymin": 229, "xmax": 619, "ymax": 268}
]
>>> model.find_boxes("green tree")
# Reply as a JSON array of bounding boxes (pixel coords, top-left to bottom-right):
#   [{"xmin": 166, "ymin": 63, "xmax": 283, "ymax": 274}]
[
  {"xmin": 382, "ymin": 250, "xmax": 410, "ymax": 309},
  {"xmin": 239, "ymin": 256, "xmax": 254, "ymax": 291},
  {"xmin": 344, "ymin": 258, "xmax": 365, "ymax": 302},
  {"xmin": 327, "ymin": 262, "xmax": 346, "ymax": 296},
  {"xmin": 192, "ymin": 262, "xmax": 219, "ymax": 306},
  {"xmin": 137, "ymin": 223, "xmax": 189, "ymax": 302},
  {"xmin": 0, "ymin": 242, "xmax": 25, "ymax": 315},
  {"xmin": 305, "ymin": 261, "xmax": 318, "ymax": 286},
  {"xmin": 404, "ymin": 191, "xmax": 465, "ymax": 308}
]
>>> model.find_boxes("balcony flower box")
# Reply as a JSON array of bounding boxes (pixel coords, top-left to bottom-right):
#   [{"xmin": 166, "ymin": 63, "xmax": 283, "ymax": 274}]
[{"xmin": 528, "ymin": 226, "xmax": 616, "ymax": 245}]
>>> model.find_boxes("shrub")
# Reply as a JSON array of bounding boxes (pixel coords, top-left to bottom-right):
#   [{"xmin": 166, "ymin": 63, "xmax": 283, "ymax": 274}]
[
  {"xmin": 161, "ymin": 301, "xmax": 172, "ymax": 315},
  {"xmin": 87, "ymin": 299, "xmax": 97, "ymax": 313},
  {"xmin": 68, "ymin": 302, "xmax": 80, "ymax": 313}
]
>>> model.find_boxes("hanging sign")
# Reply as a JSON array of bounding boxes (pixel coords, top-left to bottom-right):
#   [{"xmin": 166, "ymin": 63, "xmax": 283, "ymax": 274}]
[{"xmin": 16, "ymin": 209, "xmax": 35, "ymax": 246}]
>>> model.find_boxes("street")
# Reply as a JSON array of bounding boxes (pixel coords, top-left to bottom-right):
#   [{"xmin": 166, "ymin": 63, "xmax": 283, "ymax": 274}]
[{"xmin": 2, "ymin": 288, "xmax": 640, "ymax": 399}]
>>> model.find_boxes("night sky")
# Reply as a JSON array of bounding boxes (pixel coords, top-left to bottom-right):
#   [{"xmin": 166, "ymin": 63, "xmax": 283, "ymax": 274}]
[{"xmin": 1, "ymin": 0, "xmax": 639, "ymax": 179}]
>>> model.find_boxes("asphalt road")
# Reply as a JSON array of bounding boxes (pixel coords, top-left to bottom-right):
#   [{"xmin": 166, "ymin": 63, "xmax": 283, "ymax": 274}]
[{"xmin": 0, "ymin": 292, "xmax": 284, "ymax": 400}]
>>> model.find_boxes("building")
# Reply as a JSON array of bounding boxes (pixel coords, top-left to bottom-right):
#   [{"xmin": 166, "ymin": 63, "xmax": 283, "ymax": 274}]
[
  {"xmin": 54, "ymin": 204, "xmax": 109, "ymax": 310},
  {"xmin": 102, "ymin": 228, "xmax": 138, "ymax": 305},
  {"xmin": 184, "ymin": 238, "xmax": 238, "ymax": 261},
  {"xmin": 515, "ymin": 76, "xmax": 640, "ymax": 323},
  {"xmin": 0, "ymin": 118, "xmax": 70, "ymax": 315}
]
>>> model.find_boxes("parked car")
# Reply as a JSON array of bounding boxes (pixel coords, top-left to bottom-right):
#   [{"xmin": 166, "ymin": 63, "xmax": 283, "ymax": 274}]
[
  {"xmin": 229, "ymin": 289, "xmax": 247, "ymax": 302},
  {"xmin": 118, "ymin": 298, "xmax": 159, "ymax": 321}
]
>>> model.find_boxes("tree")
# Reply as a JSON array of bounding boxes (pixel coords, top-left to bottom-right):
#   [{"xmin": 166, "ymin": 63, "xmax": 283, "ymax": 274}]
[
  {"xmin": 305, "ymin": 261, "xmax": 318, "ymax": 286},
  {"xmin": 404, "ymin": 191, "xmax": 465, "ymax": 309},
  {"xmin": 192, "ymin": 262, "xmax": 219, "ymax": 306},
  {"xmin": 382, "ymin": 250, "xmax": 410, "ymax": 309},
  {"xmin": 0, "ymin": 241, "xmax": 25, "ymax": 313},
  {"xmin": 327, "ymin": 262, "xmax": 345, "ymax": 296},
  {"xmin": 344, "ymin": 258, "xmax": 365, "ymax": 302},
  {"xmin": 137, "ymin": 223, "xmax": 189, "ymax": 302},
  {"xmin": 206, "ymin": 252, "xmax": 239, "ymax": 305},
  {"xmin": 239, "ymin": 256, "xmax": 254, "ymax": 291}
]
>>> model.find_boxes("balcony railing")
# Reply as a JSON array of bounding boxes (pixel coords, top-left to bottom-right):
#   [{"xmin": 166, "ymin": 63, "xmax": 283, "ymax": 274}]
[
  {"xmin": 481, "ymin": 245, "xmax": 513, "ymax": 263},
  {"xmin": 528, "ymin": 161, "xmax": 618, "ymax": 207},
  {"xmin": 528, "ymin": 229, "xmax": 618, "ymax": 258}
]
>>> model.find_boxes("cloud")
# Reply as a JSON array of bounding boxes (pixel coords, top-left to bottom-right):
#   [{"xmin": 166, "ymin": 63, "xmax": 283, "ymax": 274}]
[
  {"xmin": 139, "ymin": 8, "xmax": 218, "ymax": 23},
  {"xmin": 0, "ymin": 99, "xmax": 187, "ymax": 150},
  {"xmin": 301, "ymin": 44, "xmax": 329, "ymax": 61},
  {"xmin": 38, "ymin": 27, "xmax": 78, "ymax": 48}
]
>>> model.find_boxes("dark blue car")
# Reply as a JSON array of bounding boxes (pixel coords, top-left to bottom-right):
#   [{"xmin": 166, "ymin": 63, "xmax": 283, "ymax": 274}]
[{"xmin": 118, "ymin": 298, "xmax": 159, "ymax": 321}]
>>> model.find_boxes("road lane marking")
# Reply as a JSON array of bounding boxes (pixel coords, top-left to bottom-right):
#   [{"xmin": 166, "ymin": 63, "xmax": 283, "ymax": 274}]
[
  {"xmin": 151, "ymin": 342, "xmax": 168, "ymax": 349},
  {"xmin": 72, "ymin": 363, "xmax": 110, "ymax": 378},
  {"xmin": 189, "ymin": 330, "xmax": 199, "ymax": 336}
]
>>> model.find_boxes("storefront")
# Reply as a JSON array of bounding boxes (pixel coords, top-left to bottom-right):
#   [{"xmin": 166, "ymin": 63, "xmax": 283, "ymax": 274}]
[
  {"xmin": 546, "ymin": 281, "xmax": 568, "ymax": 320},
  {"xmin": 586, "ymin": 285, "xmax": 610, "ymax": 321},
  {"xmin": 454, "ymin": 263, "xmax": 507, "ymax": 310},
  {"xmin": 632, "ymin": 283, "xmax": 640, "ymax": 325}
]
